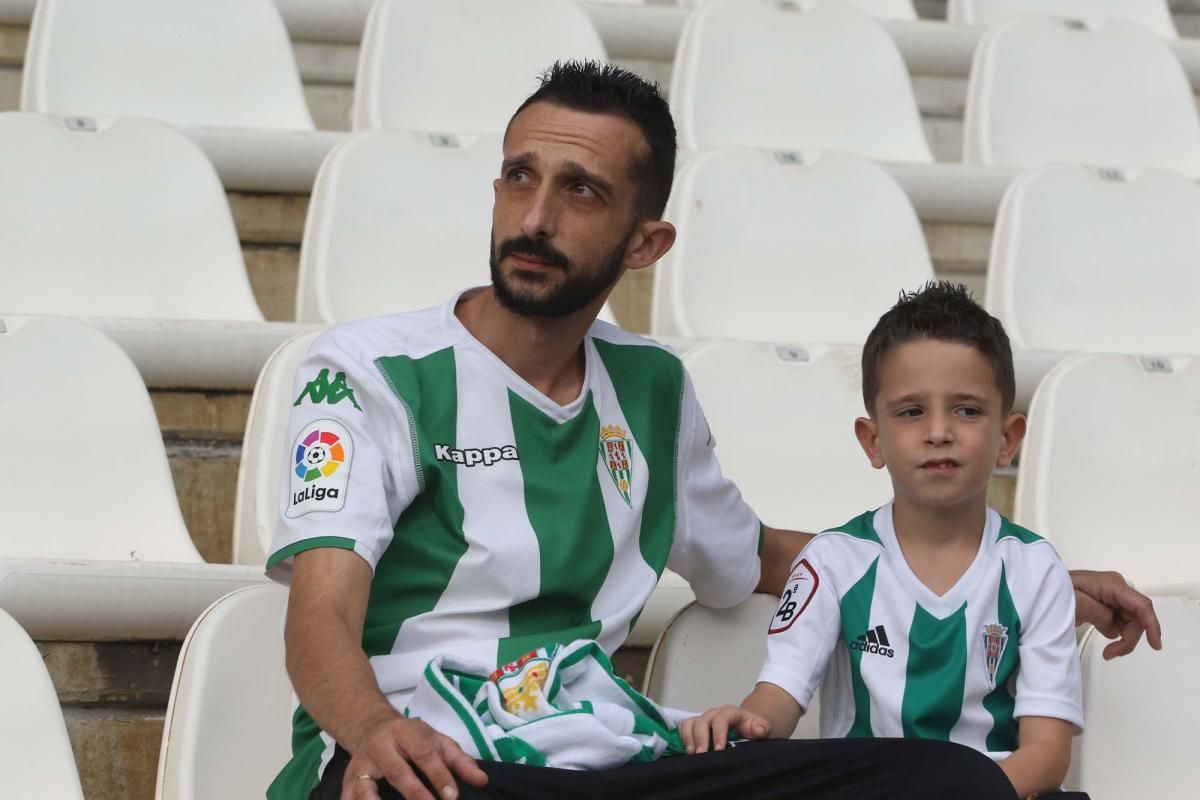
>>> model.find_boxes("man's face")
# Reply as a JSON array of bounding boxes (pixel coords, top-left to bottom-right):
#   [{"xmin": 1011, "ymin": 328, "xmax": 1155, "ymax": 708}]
[{"xmin": 490, "ymin": 101, "xmax": 647, "ymax": 318}]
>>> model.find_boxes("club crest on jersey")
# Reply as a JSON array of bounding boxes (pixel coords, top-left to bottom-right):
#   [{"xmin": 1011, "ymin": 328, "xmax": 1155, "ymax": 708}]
[
  {"xmin": 982, "ymin": 623, "xmax": 1009, "ymax": 689},
  {"xmin": 599, "ymin": 424, "xmax": 634, "ymax": 507},
  {"xmin": 490, "ymin": 651, "xmax": 551, "ymax": 715}
]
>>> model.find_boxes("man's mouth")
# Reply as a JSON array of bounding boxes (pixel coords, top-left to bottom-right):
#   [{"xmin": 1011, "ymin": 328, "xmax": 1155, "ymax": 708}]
[{"xmin": 510, "ymin": 252, "xmax": 558, "ymax": 270}]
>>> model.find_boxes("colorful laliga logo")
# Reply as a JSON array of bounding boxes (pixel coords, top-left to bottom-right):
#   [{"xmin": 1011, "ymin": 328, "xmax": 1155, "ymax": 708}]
[
  {"xmin": 599, "ymin": 424, "xmax": 634, "ymax": 507},
  {"xmin": 295, "ymin": 428, "xmax": 346, "ymax": 482},
  {"xmin": 982, "ymin": 622, "xmax": 1009, "ymax": 689}
]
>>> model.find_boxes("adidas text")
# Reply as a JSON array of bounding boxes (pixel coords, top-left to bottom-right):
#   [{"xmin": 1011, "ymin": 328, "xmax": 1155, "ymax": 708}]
[
  {"xmin": 851, "ymin": 625, "xmax": 894, "ymax": 658},
  {"xmin": 293, "ymin": 486, "xmax": 340, "ymax": 505},
  {"xmin": 434, "ymin": 444, "xmax": 519, "ymax": 467}
]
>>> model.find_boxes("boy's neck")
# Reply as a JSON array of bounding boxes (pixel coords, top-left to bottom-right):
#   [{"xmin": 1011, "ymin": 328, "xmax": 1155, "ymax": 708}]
[{"xmin": 890, "ymin": 495, "xmax": 989, "ymax": 597}]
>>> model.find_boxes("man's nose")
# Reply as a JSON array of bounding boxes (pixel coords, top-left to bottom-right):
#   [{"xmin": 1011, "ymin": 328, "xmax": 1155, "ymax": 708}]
[{"xmin": 520, "ymin": 185, "xmax": 559, "ymax": 240}]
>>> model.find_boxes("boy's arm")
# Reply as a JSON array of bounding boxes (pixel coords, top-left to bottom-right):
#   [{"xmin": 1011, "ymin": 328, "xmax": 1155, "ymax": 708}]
[
  {"xmin": 679, "ymin": 682, "xmax": 801, "ymax": 753},
  {"xmin": 1000, "ymin": 716, "xmax": 1074, "ymax": 798}
]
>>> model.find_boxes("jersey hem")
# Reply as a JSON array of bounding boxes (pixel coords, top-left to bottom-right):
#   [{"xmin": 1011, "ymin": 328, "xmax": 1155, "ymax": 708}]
[
  {"xmin": 1014, "ymin": 698, "xmax": 1085, "ymax": 734},
  {"xmin": 266, "ymin": 535, "xmax": 360, "ymax": 570},
  {"xmin": 756, "ymin": 670, "xmax": 816, "ymax": 714}
]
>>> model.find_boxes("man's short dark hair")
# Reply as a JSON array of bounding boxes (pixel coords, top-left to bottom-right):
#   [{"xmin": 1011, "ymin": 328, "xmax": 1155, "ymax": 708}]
[
  {"xmin": 862, "ymin": 281, "xmax": 1016, "ymax": 415},
  {"xmin": 509, "ymin": 60, "xmax": 677, "ymax": 220}
]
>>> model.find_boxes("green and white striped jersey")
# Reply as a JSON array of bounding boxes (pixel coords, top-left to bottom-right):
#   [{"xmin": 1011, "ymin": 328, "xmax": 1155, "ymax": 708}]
[
  {"xmin": 266, "ymin": 291, "xmax": 761, "ymax": 798},
  {"xmin": 760, "ymin": 503, "xmax": 1082, "ymax": 761}
]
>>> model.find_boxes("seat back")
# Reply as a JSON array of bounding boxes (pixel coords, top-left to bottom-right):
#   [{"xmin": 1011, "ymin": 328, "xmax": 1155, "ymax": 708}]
[
  {"xmin": 23, "ymin": 0, "xmax": 312, "ymax": 129},
  {"xmin": 671, "ymin": 0, "xmax": 931, "ymax": 161},
  {"xmin": 652, "ymin": 148, "xmax": 933, "ymax": 343},
  {"xmin": 1016, "ymin": 355, "xmax": 1200, "ymax": 591},
  {"xmin": 0, "ymin": 609, "xmax": 85, "ymax": 799},
  {"xmin": 0, "ymin": 113, "xmax": 262, "ymax": 321},
  {"xmin": 155, "ymin": 584, "xmax": 293, "ymax": 800},
  {"xmin": 296, "ymin": 130, "xmax": 499, "ymax": 323},
  {"xmin": 1067, "ymin": 596, "xmax": 1200, "ymax": 796},
  {"xmin": 987, "ymin": 164, "xmax": 1200, "ymax": 354},
  {"xmin": 949, "ymin": 0, "xmax": 1177, "ymax": 38},
  {"xmin": 683, "ymin": 341, "xmax": 892, "ymax": 533},
  {"xmin": 0, "ymin": 316, "xmax": 201, "ymax": 562},
  {"xmin": 234, "ymin": 331, "xmax": 323, "ymax": 566},
  {"xmin": 963, "ymin": 16, "xmax": 1200, "ymax": 174},
  {"xmin": 353, "ymin": 0, "xmax": 605, "ymax": 132},
  {"xmin": 644, "ymin": 597, "xmax": 820, "ymax": 738}
]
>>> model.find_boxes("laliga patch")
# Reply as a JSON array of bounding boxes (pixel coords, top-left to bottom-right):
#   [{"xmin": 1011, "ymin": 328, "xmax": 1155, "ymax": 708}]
[
  {"xmin": 287, "ymin": 419, "xmax": 353, "ymax": 518},
  {"xmin": 769, "ymin": 559, "xmax": 819, "ymax": 634}
]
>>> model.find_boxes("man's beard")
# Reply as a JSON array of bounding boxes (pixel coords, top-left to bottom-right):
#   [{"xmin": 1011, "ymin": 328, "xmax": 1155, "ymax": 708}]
[{"xmin": 489, "ymin": 230, "xmax": 631, "ymax": 319}]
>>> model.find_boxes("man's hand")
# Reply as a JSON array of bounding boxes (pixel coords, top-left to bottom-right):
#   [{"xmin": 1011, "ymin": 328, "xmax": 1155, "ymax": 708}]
[
  {"xmin": 679, "ymin": 705, "xmax": 772, "ymax": 754},
  {"xmin": 1070, "ymin": 569, "xmax": 1163, "ymax": 659},
  {"xmin": 341, "ymin": 717, "xmax": 488, "ymax": 800}
]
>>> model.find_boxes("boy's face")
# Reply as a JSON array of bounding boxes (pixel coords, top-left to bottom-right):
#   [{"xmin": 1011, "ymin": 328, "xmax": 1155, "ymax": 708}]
[{"xmin": 855, "ymin": 339, "xmax": 1025, "ymax": 512}]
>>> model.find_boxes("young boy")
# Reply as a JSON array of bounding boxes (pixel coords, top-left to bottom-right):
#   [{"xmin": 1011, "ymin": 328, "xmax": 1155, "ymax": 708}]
[{"xmin": 680, "ymin": 282, "xmax": 1084, "ymax": 799}]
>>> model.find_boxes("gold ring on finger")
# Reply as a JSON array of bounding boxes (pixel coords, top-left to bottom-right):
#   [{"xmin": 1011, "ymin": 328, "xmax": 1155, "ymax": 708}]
[{"xmin": 355, "ymin": 773, "xmax": 376, "ymax": 782}]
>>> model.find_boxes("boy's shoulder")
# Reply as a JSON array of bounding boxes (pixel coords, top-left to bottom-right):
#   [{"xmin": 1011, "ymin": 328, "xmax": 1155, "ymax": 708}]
[{"xmin": 813, "ymin": 509, "xmax": 887, "ymax": 551}]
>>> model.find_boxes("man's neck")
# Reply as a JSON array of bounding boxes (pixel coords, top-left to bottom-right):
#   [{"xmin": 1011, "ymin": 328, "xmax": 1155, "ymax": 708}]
[
  {"xmin": 455, "ymin": 288, "xmax": 599, "ymax": 407},
  {"xmin": 890, "ymin": 494, "xmax": 988, "ymax": 597}
]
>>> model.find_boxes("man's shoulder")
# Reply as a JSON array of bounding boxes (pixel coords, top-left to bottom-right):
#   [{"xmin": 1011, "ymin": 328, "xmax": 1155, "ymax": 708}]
[
  {"xmin": 308, "ymin": 306, "xmax": 453, "ymax": 369},
  {"xmin": 588, "ymin": 322, "xmax": 682, "ymax": 363}
]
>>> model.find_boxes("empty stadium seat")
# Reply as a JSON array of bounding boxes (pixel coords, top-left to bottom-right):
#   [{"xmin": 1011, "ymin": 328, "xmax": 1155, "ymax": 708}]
[
  {"xmin": 987, "ymin": 164, "xmax": 1200, "ymax": 354},
  {"xmin": 949, "ymin": 0, "xmax": 1178, "ymax": 38},
  {"xmin": 0, "ymin": 113, "xmax": 263, "ymax": 321},
  {"xmin": 671, "ymin": 0, "xmax": 932, "ymax": 161},
  {"xmin": 644, "ymin": 596, "xmax": 820, "ymax": 738},
  {"xmin": 156, "ymin": 584, "xmax": 292, "ymax": 800},
  {"xmin": 0, "ymin": 608, "xmax": 85, "ymax": 799},
  {"xmin": 353, "ymin": 0, "xmax": 606, "ymax": 132},
  {"xmin": 651, "ymin": 148, "xmax": 934, "ymax": 344},
  {"xmin": 1015, "ymin": 354, "xmax": 1200, "ymax": 592},
  {"xmin": 963, "ymin": 17, "xmax": 1200, "ymax": 175},
  {"xmin": 682, "ymin": 340, "xmax": 892, "ymax": 533},
  {"xmin": 0, "ymin": 316, "xmax": 265, "ymax": 639},
  {"xmin": 22, "ymin": 0, "xmax": 313, "ymax": 129},
  {"xmin": 1066, "ymin": 596, "xmax": 1200, "ymax": 797},
  {"xmin": 679, "ymin": 0, "xmax": 916, "ymax": 18}
]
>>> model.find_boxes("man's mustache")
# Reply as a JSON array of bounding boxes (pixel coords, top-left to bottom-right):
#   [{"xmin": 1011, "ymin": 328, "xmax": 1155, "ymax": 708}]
[{"xmin": 498, "ymin": 236, "xmax": 570, "ymax": 270}]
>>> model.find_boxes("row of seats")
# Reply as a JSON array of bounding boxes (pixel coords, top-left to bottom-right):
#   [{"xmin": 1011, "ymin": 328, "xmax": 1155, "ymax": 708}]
[
  {"xmin": 14, "ymin": 1, "xmax": 1200, "ymax": 175},
  {"xmin": 4, "ymin": 110, "xmax": 1198, "ymax": 359}
]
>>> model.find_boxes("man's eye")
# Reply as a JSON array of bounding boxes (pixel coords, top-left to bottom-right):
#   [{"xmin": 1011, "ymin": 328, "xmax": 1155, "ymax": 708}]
[
  {"xmin": 570, "ymin": 182, "xmax": 596, "ymax": 198},
  {"xmin": 507, "ymin": 168, "xmax": 530, "ymax": 183}
]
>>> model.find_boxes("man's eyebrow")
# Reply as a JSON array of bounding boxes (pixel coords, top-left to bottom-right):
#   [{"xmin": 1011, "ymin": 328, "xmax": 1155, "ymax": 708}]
[
  {"xmin": 500, "ymin": 151, "xmax": 535, "ymax": 173},
  {"xmin": 562, "ymin": 160, "xmax": 614, "ymax": 196}
]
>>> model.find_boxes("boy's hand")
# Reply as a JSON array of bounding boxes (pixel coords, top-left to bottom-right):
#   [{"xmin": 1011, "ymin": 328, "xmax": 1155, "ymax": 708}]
[{"xmin": 679, "ymin": 705, "xmax": 772, "ymax": 754}]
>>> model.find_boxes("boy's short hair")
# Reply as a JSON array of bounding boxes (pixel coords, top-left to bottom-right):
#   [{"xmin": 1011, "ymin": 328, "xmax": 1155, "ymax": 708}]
[{"xmin": 862, "ymin": 281, "xmax": 1016, "ymax": 415}]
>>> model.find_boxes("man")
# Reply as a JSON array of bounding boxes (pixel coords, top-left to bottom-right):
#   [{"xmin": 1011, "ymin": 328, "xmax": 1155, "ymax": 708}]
[{"xmin": 267, "ymin": 62, "xmax": 1160, "ymax": 800}]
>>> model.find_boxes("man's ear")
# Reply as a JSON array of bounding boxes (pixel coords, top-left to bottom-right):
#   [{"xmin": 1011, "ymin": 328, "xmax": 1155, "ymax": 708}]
[
  {"xmin": 997, "ymin": 412, "xmax": 1026, "ymax": 468},
  {"xmin": 623, "ymin": 220, "xmax": 676, "ymax": 272},
  {"xmin": 855, "ymin": 416, "xmax": 886, "ymax": 470}
]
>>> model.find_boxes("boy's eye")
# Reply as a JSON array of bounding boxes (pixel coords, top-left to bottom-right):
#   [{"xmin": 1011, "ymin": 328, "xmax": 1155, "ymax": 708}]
[
  {"xmin": 897, "ymin": 407, "xmax": 922, "ymax": 418},
  {"xmin": 956, "ymin": 406, "xmax": 983, "ymax": 418}
]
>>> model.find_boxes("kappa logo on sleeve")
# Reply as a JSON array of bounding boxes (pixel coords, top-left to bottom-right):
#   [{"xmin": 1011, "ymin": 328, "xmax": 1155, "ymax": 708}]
[
  {"xmin": 287, "ymin": 419, "xmax": 354, "ymax": 518},
  {"xmin": 294, "ymin": 368, "xmax": 363, "ymax": 412},
  {"xmin": 769, "ymin": 559, "xmax": 819, "ymax": 634}
]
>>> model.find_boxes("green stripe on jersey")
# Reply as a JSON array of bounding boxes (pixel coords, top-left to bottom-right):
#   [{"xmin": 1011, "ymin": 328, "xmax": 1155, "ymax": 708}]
[
  {"xmin": 901, "ymin": 602, "xmax": 968, "ymax": 740},
  {"xmin": 842, "ymin": 557, "xmax": 880, "ymax": 737},
  {"xmin": 829, "ymin": 511, "xmax": 884, "ymax": 547},
  {"xmin": 997, "ymin": 517, "xmax": 1043, "ymax": 545},
  {"xmin": 365, "ymin": 348, "xmax": 469, "ymax": 657},
  {"xmin": 265, "ymin": 535, "xmax": 356, "ymax": 569},
  {"xmin": 984, "ymin": 565, "xmax": 1022, "ymax": 752},
  {"xmin": 499, "ymin": 390, "xmax": 611, "ymax": 663},
  {"xmin": 265, "ymin": 706, "xmax": 324, "ymax": 800},
  {"xmin": 592, "ymin": 339, "xmax": 683, "ymax": 579}
]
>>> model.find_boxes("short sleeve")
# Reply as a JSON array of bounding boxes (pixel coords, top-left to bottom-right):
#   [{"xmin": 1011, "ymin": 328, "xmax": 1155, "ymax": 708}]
[
  {"xmin": 666, "ymin": 371, "xmax": 761, "ymax": 608},
  {"xmin": 265, "ymin": 331, "xmax": 419, "ymax": 582},
  {"xmin": 756, "ymin": 539, "xmax": 843, "ymax": 712},
  {"xmin": 1013, "ymin": 550, "xmax": 1085, "ymax": 732}
]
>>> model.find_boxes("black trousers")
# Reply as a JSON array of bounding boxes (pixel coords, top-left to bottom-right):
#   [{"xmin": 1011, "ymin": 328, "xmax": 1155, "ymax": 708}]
[{"xmin": 314, "ymin": 738, "xmax": 1091, "ymax": 799}]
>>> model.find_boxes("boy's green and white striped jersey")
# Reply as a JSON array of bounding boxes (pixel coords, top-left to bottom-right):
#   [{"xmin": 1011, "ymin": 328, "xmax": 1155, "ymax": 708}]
[
  {"xmin": 760, "ymin": 503, "xmax": 1082, "ymax": 761},
  {"xmin": 265, "ymin": 290, "xmax": 761, "ymax": 797}
]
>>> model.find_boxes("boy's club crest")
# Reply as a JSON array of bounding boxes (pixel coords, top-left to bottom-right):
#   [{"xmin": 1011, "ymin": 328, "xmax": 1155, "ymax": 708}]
[
  {"xmin": 599, "ymin": 424, "xmax": 634, "ymax": 507},
  {"xmin": 981, "ymin": 623, "xmax": 1009, "ymax": 689}
]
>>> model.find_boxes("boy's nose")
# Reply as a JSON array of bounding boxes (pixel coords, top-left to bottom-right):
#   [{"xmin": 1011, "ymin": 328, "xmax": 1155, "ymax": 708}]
[{"xmin": 925, "ymin": 413, "xmax": 954, "ymax": 444}]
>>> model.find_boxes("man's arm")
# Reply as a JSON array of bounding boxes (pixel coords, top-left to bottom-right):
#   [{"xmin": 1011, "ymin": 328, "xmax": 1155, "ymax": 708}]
[
  {"xmin": 755, "ymin": 526, "xmax": 814, "ymax": 595},
  {"xmin": 1069, "ymin": 569, "xmax": 1162, "ymax": 659},
  {"xmin": 286, "ymin": 548, "xmax": 487, "ymax": 800}
]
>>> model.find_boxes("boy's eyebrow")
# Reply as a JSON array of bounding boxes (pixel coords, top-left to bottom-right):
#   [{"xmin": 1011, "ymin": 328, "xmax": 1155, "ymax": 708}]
[
  {"xmin": 884, "ymin": 393, "xmax": 926, "ymax": 408},
  {"xmin": 883, "ymin": 391, "xmax": 991, "ymax": 408}
]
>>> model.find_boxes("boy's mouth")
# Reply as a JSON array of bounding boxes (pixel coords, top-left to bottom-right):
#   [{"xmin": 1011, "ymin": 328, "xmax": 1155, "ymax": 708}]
[{"xmin": 920, "ymin": 458, "xmax": 961, "ymax": 473}]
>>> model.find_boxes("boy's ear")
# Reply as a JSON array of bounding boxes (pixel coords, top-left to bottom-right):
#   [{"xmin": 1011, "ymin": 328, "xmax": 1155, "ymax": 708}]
[
  {"xmin": 996, "ymin": 412, "xmax": 1026, "ymax": 468},
  {"xmin": 854, "ymin": 416, "xmax": 886, "ymax": 470}
]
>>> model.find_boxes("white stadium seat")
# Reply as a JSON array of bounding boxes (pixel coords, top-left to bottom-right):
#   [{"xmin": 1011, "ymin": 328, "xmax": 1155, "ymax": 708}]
[
  {"xmin": 296, "ymin": 131, "xmax": 499, "ymax": 323},
  {"xmin": 682, "ymin": 340, "xmax": 892, "ymax": 534},
  {"xmin": 156, "ymin": 584, "xmax": 293, "ymax": 800},
  {"xmin": 22, "ymin": 0, "xmax": 313, "ymax": 130},
  {"xmin": 0, "ymin": 316, "xmax": 265, "ymax": 639},
  {"xmin": 963, "ymin": 16, "xmax": 1200, "ymax": 175},
  {"xmin": 1067, "ymin": 596, "xmax": 1200, "ymax": 797},
  {"xmin": 0, "ymin": 113, "xmax": 263, "ymax": 321},
  {"xmin": 644, "ymin": 596, "xmax": 821, "ymax": 738},
  {"xmin": 949, "ymin": 0, "xmax": 1178, "ymax": 39},
  {"xmin": 0, "ymin": 609, "xmax": 85, "ymax": 800},
  {"xmin": 353, "ymin": 0, "xmax": 606, "ymax": 132},
  {"xmin": 678, "ymin": 0, "xmax": 916, "ymax": 18},
  {"xmin": 987, "ymin": 164, "xmax": 1200, "ymax": 355},
  {"xmin": 652, "ymin": 148, "xmax": 934, "ymax": 344},
  {"xmin": 671, "ymin": 0, "xmax": 932, "ymax": 162},
  {"xmin": 1016, "ymin": 354, "xmax": 1200, "ymax": 592}
]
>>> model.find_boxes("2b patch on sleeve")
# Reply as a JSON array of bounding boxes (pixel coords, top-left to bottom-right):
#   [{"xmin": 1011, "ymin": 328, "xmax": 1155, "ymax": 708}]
[
  {"xmin": 769, "ymin": 559, "xmax": 819, "ymax": 634},
  {"xmin": 287, "ymin": 419, "xmax": 354, "ymax": 518}
]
